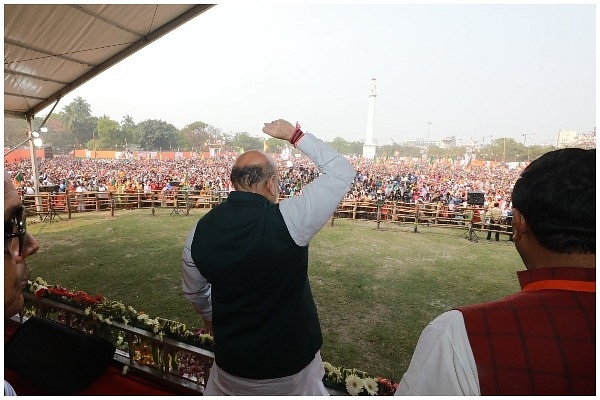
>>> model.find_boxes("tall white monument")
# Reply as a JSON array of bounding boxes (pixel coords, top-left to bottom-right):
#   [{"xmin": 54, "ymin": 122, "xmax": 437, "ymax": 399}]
[{"xmin": 362, "ymin": 78, "xmax": 377, "ymax": 159}]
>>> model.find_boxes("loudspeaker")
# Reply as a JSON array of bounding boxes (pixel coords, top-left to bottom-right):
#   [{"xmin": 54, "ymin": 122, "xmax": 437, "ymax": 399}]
[
  {"xmin": 467, "ymin": 191, "xmax": 485, "ymax": 206},
  {"xmin": 5, "ymin": 316, "xmax": 116, "ymax": 394},
  {"xmin": 44, "ymin": 146, "xmax": 54, "ymax": 159},
  {"xmin": 40, "ymin": 185, "xmax": 60, "ymax": 193}
]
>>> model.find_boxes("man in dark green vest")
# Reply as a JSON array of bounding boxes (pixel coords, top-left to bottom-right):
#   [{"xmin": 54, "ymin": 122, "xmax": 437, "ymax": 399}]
[{"xmin": 182, "ymin": 119, "xmax": 355, "ymax": 395}]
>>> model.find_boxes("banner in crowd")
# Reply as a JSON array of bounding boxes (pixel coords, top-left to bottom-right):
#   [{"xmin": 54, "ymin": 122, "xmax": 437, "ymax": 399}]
[{"xmin": 3, "ymin": 148, "xmax": 44, "ymax": 163}]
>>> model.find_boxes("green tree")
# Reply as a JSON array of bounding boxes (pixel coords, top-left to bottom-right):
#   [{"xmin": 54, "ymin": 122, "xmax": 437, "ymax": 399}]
[
  {"xmin": 121, "ymin": 115, "xmax": 141, "ymax": 146},
  {"xmin": 482, "ymin": 138, "xmax": 524, "ymax": 162},
  {"xmin": 58, "ymin": 97, "xmax": 97, "ymax": 147},
  {"xmin": 138, "ymin": 119, "xmax": 179, "ymax": 151},
  {"xmin": 264, "ymin": 137, "xmax": 286, "ymax": 154},
  {"xmin": 4, "ymin": 115, "xmax": 73, "ymax": 154},
  {"xmin": 423, "ymin": 144, "xmax": 446, "ymax": 161},
  {"xmin": 178, "ymin": 121, "xmax": 222, "ymax": 151},
  {"xmin": 327, "ymin": 137, "xmax": 364, "ymax": 156},
  {"xmin": 91, "ymin": 115, "xmax": 122, "ymax": 150},
  {"xmin": 377, "ymin": 144, "xmax": 421, "ymax": 159},
  {"xmin": 225, "ymin": 132, "xmax": 263, "ymax": 152},
  {"xmin": 526, "ymin": 144, "xmax": 558, "ymax": 162},
  {"xmin": 348, "ymin": 141, "xmax": 365, "ymax": 156},
  {"xmin": 40, "ymin": 114, "xmax": 74, "ymax": 154},
  {"xmin": 3, "ymin": 117, "xmax": 28, "ymax": 148},
  {"xmin": 206, "ymin": 125, "xmax": 224, "ymax": 147}
]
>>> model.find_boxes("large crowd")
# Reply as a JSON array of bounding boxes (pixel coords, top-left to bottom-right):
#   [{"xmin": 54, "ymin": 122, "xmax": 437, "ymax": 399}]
[{"xmin": 5, "ymin": 152, "xmax": 523, "ymax": 209}]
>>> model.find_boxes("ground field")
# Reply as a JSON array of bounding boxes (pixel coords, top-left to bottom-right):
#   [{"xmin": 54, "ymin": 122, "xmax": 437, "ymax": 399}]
[{"xmin": 26, "ymin": 208, "xmax": 521, "ymax": 381}]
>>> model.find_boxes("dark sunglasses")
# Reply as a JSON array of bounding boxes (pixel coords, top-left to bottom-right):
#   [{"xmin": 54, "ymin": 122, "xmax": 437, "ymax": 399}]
[{"xmin": 5, "ymin": 205, "xmax": 26, "ymax": 256}]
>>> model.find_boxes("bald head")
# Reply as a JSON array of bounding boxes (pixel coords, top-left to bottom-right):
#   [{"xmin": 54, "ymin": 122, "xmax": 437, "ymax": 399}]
[
  {"xmin": 230, "ymin": 150, "xmax": 277, "ymax": 193},
  {"xmin": 234, "ymin": 150, "xmax": 269, "ymax": 170}
]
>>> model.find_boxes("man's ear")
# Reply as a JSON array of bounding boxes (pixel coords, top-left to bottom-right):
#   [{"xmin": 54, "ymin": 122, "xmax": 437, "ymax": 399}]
[
  {"xmin": 266, "ymin": 175, "xmax": 277, "ymax": 197},
  {"xmin": 511, "ymin": 208, "xmax": 528, "ymax": 240}
]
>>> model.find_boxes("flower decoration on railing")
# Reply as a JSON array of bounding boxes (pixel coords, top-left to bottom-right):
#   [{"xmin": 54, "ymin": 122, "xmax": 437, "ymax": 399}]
[
  {"xmin": 322, "ymin": 362, "xmax": 398, "ymax": 396},
  {"xmin": 25, "ymin": 277, "xmax": 398, "ymax": 395},
  {"xmin": 30, "ymin": 277, "xmax": 105, "ymax": 306},
  {"xmin": 27, "ymin": 277, "xmax": 215, "ymax": 351}
]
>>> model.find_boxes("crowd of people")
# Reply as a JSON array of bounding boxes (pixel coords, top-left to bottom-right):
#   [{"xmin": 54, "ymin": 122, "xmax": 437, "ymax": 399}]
[
  {"xmin": 395, "ymin": 147, "xmax": 595, "ymax": 395},
  {"xmin": 4, "ymin": 122, "xmax": 595, "ymax": 395},
  {"xmin": 5, "ymin": 148, "xmax": 522, "ymax": 210}
]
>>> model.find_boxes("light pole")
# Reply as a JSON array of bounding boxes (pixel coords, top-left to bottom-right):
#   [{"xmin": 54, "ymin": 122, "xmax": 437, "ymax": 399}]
[
  {"xmin": 29, "ymin": 138, "xmax": 41, "ymax": 210},
  {"xmin": 7, "ymin": 119, "xmax": 47, "ymax": 212}
]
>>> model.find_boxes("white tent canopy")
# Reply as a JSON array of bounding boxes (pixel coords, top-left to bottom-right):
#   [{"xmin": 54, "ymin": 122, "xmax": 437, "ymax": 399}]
[{"xmin": 4, "ymin": 4, "xmax": 214, "ymax": 122}]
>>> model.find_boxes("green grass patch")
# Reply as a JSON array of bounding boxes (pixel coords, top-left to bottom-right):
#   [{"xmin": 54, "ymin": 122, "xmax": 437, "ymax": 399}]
[{"xmin": 26, "ymin": 209, "xmax": 522, "ymax": 381}]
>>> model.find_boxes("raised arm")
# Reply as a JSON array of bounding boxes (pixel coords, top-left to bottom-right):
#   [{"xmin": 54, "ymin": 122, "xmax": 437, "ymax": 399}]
[{"xmin": 262, "ymin": 120, "xmax": 355, "ymax": 246}]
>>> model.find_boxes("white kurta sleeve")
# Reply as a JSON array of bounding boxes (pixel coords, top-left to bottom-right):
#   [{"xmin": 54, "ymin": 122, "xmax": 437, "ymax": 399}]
[
  {"xmin": 181, "ymin": 225, "xmax": 212, "ymax": 320},
  {"xmin": 395, "ymin": 310, "xmax": 480, "ymax": 396},
  {"xmin": 279, "ymin": 132, "xmax": 355, "ymax": 246}
]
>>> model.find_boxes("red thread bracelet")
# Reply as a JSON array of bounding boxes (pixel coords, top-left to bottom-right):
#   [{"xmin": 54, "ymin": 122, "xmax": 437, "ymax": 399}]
[{"xmin": 290, "ymin": 122, "xmax": 304, "ymax": 147}]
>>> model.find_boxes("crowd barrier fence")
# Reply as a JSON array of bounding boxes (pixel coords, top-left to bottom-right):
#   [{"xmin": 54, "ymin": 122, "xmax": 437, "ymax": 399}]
[
  {"xmin": 19, "ymin": 190, "xmax": 513, "ymax": 241},
  {"xmin": 330, "ymin": 199, "xmax": 513, "ymax": 241}
]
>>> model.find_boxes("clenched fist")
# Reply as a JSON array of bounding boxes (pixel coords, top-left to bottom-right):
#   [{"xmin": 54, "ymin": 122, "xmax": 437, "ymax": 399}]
[{"xmin": 262, "ymin": 119, "xmax": 295, "ymax": 141}]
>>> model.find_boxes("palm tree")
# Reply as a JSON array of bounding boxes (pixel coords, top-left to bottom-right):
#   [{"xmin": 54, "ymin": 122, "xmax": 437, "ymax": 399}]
[
  {"xmin": 59, "ymin": 97, "xmax": 95, "ymax": 146},
  {"xmin": 60, "ymin": 97, "xmax": 92, "ymax": 132}
]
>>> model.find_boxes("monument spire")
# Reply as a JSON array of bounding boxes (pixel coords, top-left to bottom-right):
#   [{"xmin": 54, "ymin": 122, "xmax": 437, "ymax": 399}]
[{"xmin": 362, "ymin": 78, "xmax": 377, "ymax": 159}]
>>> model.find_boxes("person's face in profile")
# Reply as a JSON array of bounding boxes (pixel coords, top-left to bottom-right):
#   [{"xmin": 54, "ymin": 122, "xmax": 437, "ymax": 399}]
[{"xmin": 4, "ymin": 173, "xmax": 39, "ymax": 317}]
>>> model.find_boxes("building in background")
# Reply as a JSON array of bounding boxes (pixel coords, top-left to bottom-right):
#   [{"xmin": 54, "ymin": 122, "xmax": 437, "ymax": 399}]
[
  {"xmin": 557, "ymin": 129, "xmax": 596, "ymax": 149},
  {"xmin": 557, "ymin": 130, "xmax": 578, "ymax": 147}
]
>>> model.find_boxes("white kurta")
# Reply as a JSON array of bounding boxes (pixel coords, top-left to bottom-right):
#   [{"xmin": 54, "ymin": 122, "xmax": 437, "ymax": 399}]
[{"xmin": 395, "ymin": 310, "xmax": 480, "ymax": 396}]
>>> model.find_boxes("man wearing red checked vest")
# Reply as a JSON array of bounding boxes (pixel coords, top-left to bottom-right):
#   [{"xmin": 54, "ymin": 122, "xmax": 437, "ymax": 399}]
[{"xmin": 396, "ymin": 148, "xmax": 595, "ymax": 396}]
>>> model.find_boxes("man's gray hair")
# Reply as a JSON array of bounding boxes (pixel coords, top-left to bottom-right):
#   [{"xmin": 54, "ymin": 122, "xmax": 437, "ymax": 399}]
[{"xmin": 230, "ymin": 161, "xmax": 277, "ymax": 191}]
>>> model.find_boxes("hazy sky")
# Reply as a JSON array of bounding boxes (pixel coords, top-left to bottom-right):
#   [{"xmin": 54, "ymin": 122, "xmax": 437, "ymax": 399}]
[{"xmin": 49, "ymin": 3, "xmax": 596, "ymax": 147}]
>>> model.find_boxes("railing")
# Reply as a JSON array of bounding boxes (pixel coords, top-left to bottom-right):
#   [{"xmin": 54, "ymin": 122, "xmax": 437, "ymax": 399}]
[
  {"xmin": 20, "ymin": 189, "xmax": 513, "ymax": 241},
  {"xmin": 331, "ymin": 199, "xmax": 513, "ymax": 240},
  {"xmin": 16, "ymin": 292, "xmax": 349, "ymax": 395},
  {"xmin": 19, "ymin": 189, "xmax": 227, "ymax": 221},
  {"xmin": 17, "ymin": 292, "xmax": 213, "ymax": 394}
]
